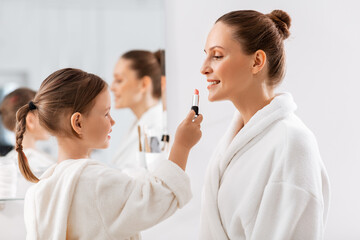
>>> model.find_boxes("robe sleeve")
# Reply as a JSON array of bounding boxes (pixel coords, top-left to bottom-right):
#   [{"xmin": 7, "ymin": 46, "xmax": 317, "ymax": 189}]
[
  {"xmin": 93, "ymin": 159, "xmax": 192, "ymax": 238},
  {"xmin": 249, "ymin": 182, "xmax": 325, "ymax": 240}
]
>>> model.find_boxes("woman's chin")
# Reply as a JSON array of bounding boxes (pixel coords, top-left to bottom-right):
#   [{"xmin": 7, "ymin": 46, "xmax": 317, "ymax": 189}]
[
  {"xmin": 208, "ymin": 94, "xmax": 220, "ymax": 102},
  {"xmin": 114, "ymin": 100, "xmax": 126, "ymax": 109},
  {"xmin": 114, "ymin": 103, "xmax": 124, "ymax": 109}
]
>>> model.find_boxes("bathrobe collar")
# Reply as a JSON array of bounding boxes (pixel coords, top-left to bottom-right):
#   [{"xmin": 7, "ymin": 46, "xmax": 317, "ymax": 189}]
[
  {"xmin": 218, "ymin": 93, "xmax": 297, "ymax": 175},
  {"xmin": 201, "ymin": 92, "xmax": 297, "ymax": 239}
]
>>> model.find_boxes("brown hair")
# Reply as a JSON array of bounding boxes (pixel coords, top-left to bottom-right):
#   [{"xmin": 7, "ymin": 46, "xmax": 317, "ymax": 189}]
[
  {"xmin": 0, "ymin": 88, "xmax": 36, "ymax": 131},
  {"xmin": 15, "ymin": 68, "xmax": 108, "ymax": 183},
  {"xmin": 121, "ymin": 49, "xmax": 165, "ymax": 98},
  {"xmin": 216, "ymin": 9, "xmax": 291, "ymax": 87}
]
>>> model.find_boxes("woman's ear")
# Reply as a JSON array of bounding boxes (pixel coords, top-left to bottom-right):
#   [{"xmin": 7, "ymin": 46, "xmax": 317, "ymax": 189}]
[
  {"xmin": 70, "ymin": 112, "xmax": 83, "ymax": 136},
  {"xmin": 251, "ymin": 50, "xmax": 267, "ymax": 74},
  {"xmin": 140, "ymin": 76, "xmax": 152, "ymax": 93},
  {"xmin": 161, "ymin": 76, "xmax": 166, "ymax": 92}
]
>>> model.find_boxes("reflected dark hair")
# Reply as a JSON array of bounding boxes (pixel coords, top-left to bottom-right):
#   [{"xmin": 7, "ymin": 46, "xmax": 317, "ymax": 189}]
[
  {"xmin": 15, "ymin": 68, "xmax": 107, "ymax": 183},
  {"xmin": 216, "ymin": 9, "xmax": 291, "ymax": 87},
  {"xmin": 121, "ymin": 49, "xmax": 165, "ymax": 98},
  {"xmin": 0, "ymin": 88, "xmax": 36, "ymax": 131}
]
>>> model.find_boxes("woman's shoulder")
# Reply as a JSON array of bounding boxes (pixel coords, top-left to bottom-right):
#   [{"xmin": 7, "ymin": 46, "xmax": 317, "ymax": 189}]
[
  {"xmin": 271, "ymin": 114, "xmax": 324, "ymax": 172},
  {"xmin": 274, "ymin": 113, "xmax": 318, "ymax": 147},
  {"xmin": 267, "ymin": 113, "xmax": 323, "ymax": 173},
  {"xmin": 1, "ymin": 149, "xmax": 17, "ymax": 162},
  {"xmin": 25, "ymin": 149, "xmax": 56, "ymax": 171}
]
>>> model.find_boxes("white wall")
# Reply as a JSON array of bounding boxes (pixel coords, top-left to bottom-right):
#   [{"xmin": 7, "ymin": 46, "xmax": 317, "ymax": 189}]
[{"xmin": 143, "ymin": 0, "xmax": 360, "ymax": 239}]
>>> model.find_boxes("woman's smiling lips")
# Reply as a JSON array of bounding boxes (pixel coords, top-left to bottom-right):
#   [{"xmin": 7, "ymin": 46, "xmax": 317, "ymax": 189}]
[{"xmin": 207, "ymin": 79, "xmax": 221, "ymax": 89}]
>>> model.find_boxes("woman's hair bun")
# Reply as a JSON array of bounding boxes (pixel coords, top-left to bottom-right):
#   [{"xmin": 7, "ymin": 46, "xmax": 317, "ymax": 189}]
[
  {"xmin": 267, "ymin": 10, "xmax": 291, "ymax": 40},
  {"xmin": 153, "ymin": 49, "xmax": 165, "ymax": 65},
  {"xmin": 153, "ymin": 49, "xmax": 165, "ymax": 75}
]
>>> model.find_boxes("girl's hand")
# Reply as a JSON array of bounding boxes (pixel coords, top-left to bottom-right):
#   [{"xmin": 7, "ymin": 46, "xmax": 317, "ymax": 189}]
[
  {"xmin": 169, "ymin": 110, "xmax": 203, "ymax": 170},
  {"xmin": 173, "ymin": 110, "xmax": 203, "ymax": 151}
]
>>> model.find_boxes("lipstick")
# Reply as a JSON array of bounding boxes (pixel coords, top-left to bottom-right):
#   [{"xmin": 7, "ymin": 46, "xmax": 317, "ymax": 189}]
[{"xmin": 191, "ymin": 89, "xmax": 199, "ymax": 116}]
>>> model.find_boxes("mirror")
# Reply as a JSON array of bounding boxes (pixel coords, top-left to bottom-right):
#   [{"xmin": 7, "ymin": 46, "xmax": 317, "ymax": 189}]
[
  {"xmin": 0, "ymin": 0, "xmax": 166, "ymax": 161},
  {"xmin": 0, "ymin": 0, "xmax": 165, "ymax": 237}
]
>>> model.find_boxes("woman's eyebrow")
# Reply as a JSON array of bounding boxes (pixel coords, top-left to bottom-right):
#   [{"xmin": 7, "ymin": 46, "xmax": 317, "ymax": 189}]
[{"xmin": 204, "ymin": 45, "xmax": 225, "ymax": 53}]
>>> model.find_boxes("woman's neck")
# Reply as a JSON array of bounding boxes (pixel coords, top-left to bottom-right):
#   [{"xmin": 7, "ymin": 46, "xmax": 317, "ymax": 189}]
[
  {"xmin": 131, "ymin": 97, "xmax": 159, "ymax": 119},
  {"xmin": 232, "ymin": 83, "xmax": 274, "ymax": 125}
]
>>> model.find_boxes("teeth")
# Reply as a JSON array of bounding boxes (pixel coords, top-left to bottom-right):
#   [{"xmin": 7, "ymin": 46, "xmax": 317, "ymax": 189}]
[{"xmin": 208, "ymin": 81, "xmax": 219, "ymax": 86}]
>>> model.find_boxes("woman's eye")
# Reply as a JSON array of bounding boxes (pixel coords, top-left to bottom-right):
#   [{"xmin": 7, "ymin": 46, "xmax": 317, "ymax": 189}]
[{"xmin": 213, "ymin": 55, "xmax": 223, "ymax": 60}]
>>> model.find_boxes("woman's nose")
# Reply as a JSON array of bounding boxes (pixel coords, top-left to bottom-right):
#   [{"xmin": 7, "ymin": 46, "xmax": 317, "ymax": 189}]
[
  {"xmin": 110, "ymin": 81, "xmax": 115, "ymax": 92},
  {"xmin": 200, "ymin": 60, "xmax": 212, "ymax": 75}
]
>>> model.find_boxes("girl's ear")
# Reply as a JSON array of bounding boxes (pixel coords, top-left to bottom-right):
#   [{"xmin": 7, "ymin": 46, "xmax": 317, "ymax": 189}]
[
  {"xmin": 251, "ymin": 50, "xmax": 267, "ymax": 74},
  {"xmin": 25, "ymin": 112, "xmax": 36, "ymax": 131},
  {"xmin": 70, "ymin": 112, "xmax": 83, "ymax": 135}
]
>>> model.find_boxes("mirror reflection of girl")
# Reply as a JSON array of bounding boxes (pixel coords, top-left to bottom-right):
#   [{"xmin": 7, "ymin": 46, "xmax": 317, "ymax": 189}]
[
  {"xmin": 199, "ymin": 10, "xmax": 330, "ymax": 239},
  {"xmin": 0, "ymin": 88, "xmax": 54, "ymax": 198},
  {"xmin": 110, "ymin": 50, "xmax": 164, "ymax": 170},
  {"xmin": 17, "ymin": 68, "xmax": 202, "ymax": 239}
]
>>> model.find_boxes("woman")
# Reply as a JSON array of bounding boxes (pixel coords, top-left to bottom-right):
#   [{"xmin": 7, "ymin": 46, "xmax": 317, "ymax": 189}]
[
  {"xmin": 199, "ymin": 10, "xmax": 330, "ymax": 239},
  {"xmin": 111, "ymin": 50, "xmax": 165, "ymax": 170},
  {"xmin": 0, "ymin": 88, "xmax": 54, "ymax": 198},
  {"xmin": 16, "ymin": 68, "xmax": 202, "ymax": 239}
]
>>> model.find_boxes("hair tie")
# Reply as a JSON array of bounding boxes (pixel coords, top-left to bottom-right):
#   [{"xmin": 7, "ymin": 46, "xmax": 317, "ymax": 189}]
[{"xmin": 29, "ymin": 101, "xmax": 37, "ymax": 110}]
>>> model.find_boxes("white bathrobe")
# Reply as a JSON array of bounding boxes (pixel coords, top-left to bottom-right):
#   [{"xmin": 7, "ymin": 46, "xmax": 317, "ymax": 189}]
[
  {"xmin": 199, "ymin": 93, "xmax": 330, "ymax": 240},
  {"xmin": 0, "ymin": 156, "xmax": 17, "ymax": 198},
  {"xmin": 24, "ymin": 158, "xmax": 191, "ymax": 240},
  {"xmin": 112, "ymin": 103, "xmax": 163, "ymax": 170}
]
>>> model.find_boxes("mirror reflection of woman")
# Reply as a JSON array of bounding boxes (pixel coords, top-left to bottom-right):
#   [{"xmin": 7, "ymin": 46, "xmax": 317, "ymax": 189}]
[
  {"xmin": 199, "ymin": 10, "xmax": 330, "ymax": 239},
  {"xmin": 111, "ymin": 50, "xmax": 165, "ymax": 170}
]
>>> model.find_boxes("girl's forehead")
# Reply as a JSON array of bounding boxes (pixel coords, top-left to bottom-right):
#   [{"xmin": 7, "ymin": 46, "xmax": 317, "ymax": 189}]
[{"xmin": 94, "ymin": 89, "xmax": 111, "ymax": 108}]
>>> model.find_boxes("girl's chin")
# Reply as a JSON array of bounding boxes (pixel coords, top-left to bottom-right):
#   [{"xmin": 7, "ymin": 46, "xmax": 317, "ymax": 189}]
[{"xmin": 96, "ymin": 142, "xmax": 110, "ymax": 149}]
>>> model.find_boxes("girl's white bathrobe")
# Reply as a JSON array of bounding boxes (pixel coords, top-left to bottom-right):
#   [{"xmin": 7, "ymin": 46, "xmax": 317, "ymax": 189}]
[
  {"xmin": 24, "ymin": 158, "xmax": 191, "ymax": 240},
  {"xmin": 199, "ymin": 93, "xmax": 330, "ymax": 240}
]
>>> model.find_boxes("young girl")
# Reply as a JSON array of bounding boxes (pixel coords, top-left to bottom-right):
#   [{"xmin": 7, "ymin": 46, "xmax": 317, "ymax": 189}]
[
  {"xmin": 16, "ymin": 68, "xmax": 202, "ymax": 239},
  {"xmin": 0, "ymin": 88, "xmax": 53, "ymax": 198},
  {"xmin": 199, "ymin": 10, "xmax": 330, "ymax": 239}
]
